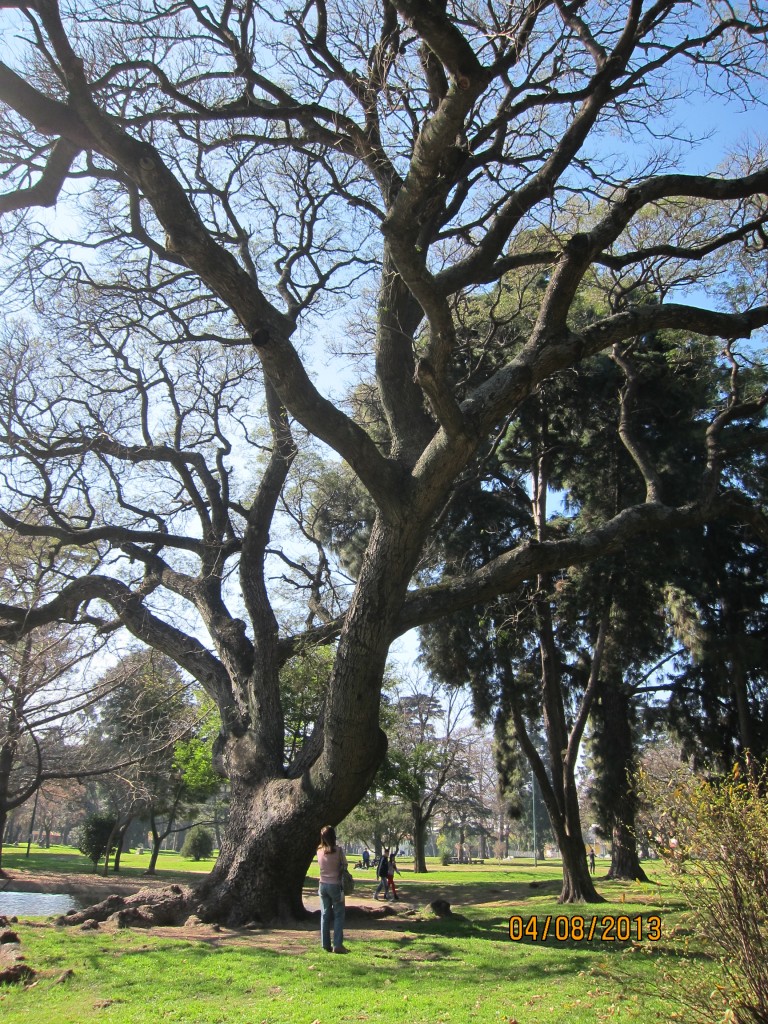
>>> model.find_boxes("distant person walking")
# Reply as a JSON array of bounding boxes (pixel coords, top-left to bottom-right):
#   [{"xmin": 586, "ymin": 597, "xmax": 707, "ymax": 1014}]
[
  {"xmin": 362, "ymin": 847, "xmax": 370, "ymax": 869},
  {"xmin": 317, "ymin": 825, "xmax": 348, "ymax": 953},
  {"xmin": 373, "ymin": 848, "xmax": 389, "ymax": 899},
  {"xmin": 386, "ymin": 851, "xmax": 402, "ymax": 901},
  {"xmin": 588, "ymin": 847, "xmax": 596, "ymax": 874}
]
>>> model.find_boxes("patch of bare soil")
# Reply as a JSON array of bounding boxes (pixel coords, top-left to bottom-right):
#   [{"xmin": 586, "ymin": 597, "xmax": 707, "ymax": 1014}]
[
  {"xmin": 3, "ymin": 872, "xmax": 421, "ymax": 953},
  {"xmin": 134, "ymin": 900, "xmax": 417, "ymax": 953}
]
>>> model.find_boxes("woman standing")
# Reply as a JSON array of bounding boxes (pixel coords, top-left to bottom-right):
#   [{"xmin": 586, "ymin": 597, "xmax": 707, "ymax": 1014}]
[{"xmin": 317, "ymin": 825, "xmax": 348, "ymax": 953}]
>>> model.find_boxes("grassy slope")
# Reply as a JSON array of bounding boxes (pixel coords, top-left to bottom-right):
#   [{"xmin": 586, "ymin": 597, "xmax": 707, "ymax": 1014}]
[{"xmin": 0, "ymin": 850, "xmax": 711, "ymax": 1024}]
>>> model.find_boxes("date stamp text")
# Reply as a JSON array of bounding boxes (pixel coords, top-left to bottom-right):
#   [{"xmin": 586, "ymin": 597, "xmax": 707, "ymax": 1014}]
[{"xmin": 508, "ymin": 914, "xmax": 662, "ymax": 943}]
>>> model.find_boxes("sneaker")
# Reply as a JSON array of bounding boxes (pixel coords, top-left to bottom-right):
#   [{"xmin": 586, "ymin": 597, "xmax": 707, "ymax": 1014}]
[
  {"xmin": 323, "ymin": 946, "xmax": 332, "ymax": 952},
  {"xmin": 333, "ymin": 946, "xmax": 349, "ymax": 954}
]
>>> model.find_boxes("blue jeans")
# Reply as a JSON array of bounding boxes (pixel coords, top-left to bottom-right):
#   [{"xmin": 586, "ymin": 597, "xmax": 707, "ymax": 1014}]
[
  {"xmin": 374, "ymin": 876, "xmax": 388, "ymax": 898},
  {"xmin": 319, "ymin": 882, "xmax": 345, "ymax": 950}
]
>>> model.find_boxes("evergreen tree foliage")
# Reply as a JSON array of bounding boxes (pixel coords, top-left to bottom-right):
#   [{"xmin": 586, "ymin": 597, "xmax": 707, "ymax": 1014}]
[
  {"xmin": 79, "ymin": 813, "xmax": 117, "ymax": 870},
  {"xmin": 181, "ymin": 825, "xmax": 215, "ymax": 862}
]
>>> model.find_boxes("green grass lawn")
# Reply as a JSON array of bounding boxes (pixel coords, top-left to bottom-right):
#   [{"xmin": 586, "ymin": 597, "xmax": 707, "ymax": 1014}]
[
  {"xmin": 1, "ymin": 844, "xmax": 217, "ymax": 879},
  {"xmin": 0, "ymin": 851, "xmax": 720, "ymax": 1024}
]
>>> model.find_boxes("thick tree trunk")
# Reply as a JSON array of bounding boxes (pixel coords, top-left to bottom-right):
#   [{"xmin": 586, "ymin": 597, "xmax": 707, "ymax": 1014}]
[
  {"xmin": 411, "ymin": 809, "xmax": 428, "ymax": 873},
  {"xmin": 557, "ymin": 828, "xmax": 604, "ymax": 903},
  {"xmin": 606, "ymin": 821, "xmax": 649, "ymax": 882},
  {"xmin": 196, "ymin": 777, "xmax": 343, "ymax": 924},
  {"xmin": 593, "ymin": 680, "xmax": 649, "ymax": 882},
  {"xmin": 68, "ymin": 520, "xmax": 416, "ymax": 926}
]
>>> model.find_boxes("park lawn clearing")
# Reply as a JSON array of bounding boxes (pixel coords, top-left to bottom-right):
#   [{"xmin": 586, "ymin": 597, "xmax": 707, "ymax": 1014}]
[
  {"xmin": 1, "ymin": 844, "xmax": 216, "ymax": 881},
  {"xmin": 0, "ymin": 855, "xmax": 717, "ymax": 1024}
]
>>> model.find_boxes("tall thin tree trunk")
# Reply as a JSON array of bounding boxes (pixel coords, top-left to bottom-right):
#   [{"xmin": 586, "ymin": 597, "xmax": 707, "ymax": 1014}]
[
  {"xmin": 412, "ymin": 807, "xmax": 428, "ymax": 873},
  {"xmin": 146, "ymin": 810, "xmax": 162, "ymax": 875},
  {"xmin": 112, "ymin": 824, "xmax": 128, "ymax": 872},
  {"xmin": 0, "ymin": 807, "xmax": 7, "ymax": 872}
]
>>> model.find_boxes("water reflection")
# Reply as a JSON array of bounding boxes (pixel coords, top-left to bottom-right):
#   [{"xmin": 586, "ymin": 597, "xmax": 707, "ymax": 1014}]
[{"xmin": 0, "ymin": 891, "xmax": 84, "ymax": 916}]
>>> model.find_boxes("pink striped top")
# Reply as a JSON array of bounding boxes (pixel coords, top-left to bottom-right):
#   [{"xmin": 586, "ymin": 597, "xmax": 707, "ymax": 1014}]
[{"xmin": 317, "ymin": 847, "xmax": 347, "ymax": 884}]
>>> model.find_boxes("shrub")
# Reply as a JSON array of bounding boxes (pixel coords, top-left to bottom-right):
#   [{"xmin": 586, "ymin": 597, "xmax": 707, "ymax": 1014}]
[
  {"xmin": 78, "ymin": 813, "xmax": 117, "ymax": 870},
  {"xmin": 181, "ymin": 826, "xmax": 215, "ymax": 861},
  {"xmin": 641, "ymin": 760, "xmax": 768, "ymax": 1024},
  {"xmin": 436, "ymin": 832, "xmax": 453, "ymax": 865}
]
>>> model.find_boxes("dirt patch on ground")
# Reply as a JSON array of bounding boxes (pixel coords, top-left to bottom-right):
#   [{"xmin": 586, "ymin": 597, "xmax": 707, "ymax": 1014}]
[
  {"xmin": 2, "ymin": 871, "xmax": 422, "ymax": 953},
  {"xmin": 134, "ymin": 909, "xmax": 419, "ymax": 953}
]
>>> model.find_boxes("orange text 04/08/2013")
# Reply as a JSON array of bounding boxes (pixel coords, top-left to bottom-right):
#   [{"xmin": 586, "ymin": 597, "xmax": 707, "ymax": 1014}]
[{"xmin": 508, "ymin": 914, "xmax": 662, "ymax": 943}]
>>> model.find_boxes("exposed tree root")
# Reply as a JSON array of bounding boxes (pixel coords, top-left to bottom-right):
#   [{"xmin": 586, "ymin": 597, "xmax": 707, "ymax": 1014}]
[
  {"xmin": 57, "ymin": 883, "xmax": 198, "ymax": 929},
  {"xmin": 604, "ymin": 866, "xmax": 651, "ymax": 883},
  {"xmin": 54, "ymin": 881, "xmax": 409, "ymax": 931}
]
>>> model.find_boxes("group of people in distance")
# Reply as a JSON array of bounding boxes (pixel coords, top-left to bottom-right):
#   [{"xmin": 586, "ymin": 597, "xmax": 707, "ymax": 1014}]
[
  {"xmin": 373, "ymin": 849, "xmax": 401, "ymax": 901},
  {"xmin": 316, "ymin": 826, "xmax": 403, "ymax": 954}
]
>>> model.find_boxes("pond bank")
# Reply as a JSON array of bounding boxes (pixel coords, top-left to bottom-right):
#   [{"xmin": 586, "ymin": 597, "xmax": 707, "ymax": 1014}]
[{"xmin": 1, "ymin": 868, "xmax": 170, "ymax": 902}]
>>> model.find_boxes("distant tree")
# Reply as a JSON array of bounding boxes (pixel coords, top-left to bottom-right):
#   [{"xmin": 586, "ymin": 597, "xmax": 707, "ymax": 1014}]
[
  {"xmin": 339, "ymin": 786, "xmax": 410, "ymax": 861},
  {"xmin": 280, "ymin": 647, "xmax": 334, "ymax": 764},
  {"xmin": 437, "ymin": 728, "xmax": 496, "ymax": 861},
  {"xmin": 495, "ymin": 721, "xmax": 554, "ymax": 860},
  {"xmin": 144, "ymin": 731, "xmax": 222, "ymax": 874},
  {"xmin": 79, "ymin": 812, "xmax": 117, "ymax": 871},
  {"xmin": 93, "ymin": 650, "xmax": 199, "ymax": 873},
  {"xmin": 382, "ymin": 682, "xmax": 471, "ymax": 872},
  {"xmin": 181, "ymin": 826, "xmax": 215, "ymax": 862},
  {"xmin": 0, "ymin": 529, "xmax": 113, "ymax": 872}
]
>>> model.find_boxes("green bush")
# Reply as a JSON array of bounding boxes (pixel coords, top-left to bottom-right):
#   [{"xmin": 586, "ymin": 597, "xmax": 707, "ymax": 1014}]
[
  {"xmin": 436, "ymin": 832, "xmax": 453, "ymax": 866},
  {"xmin": 642, "ymin": 760, "xmax": 768, "ymax": 1024},
  {"xmin": 181, "ymin": 825, "xmax": 215, "ymax": 861},
  {"xmin": 78, "ymin": 813, "xmax": 117, "ymax": 869}
]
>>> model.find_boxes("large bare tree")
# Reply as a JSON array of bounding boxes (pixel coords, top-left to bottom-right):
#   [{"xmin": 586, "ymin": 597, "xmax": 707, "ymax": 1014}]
[
  {"xmin": 0, "ymin": 529, "xmax": 115, "ymax": 872},
  {"xmin": 0, "ymin": 0, "xmax": 767, "ymax": 919}
]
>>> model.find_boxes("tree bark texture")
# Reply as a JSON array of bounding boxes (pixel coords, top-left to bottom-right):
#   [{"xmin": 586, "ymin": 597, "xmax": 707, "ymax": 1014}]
[
  {"xmin": 606, "ymin": 821, "xmax": 650, "ymax": 883},
  {"xmin": 196, "ymin": 779, "xmax": 323, "ymax": 923}
]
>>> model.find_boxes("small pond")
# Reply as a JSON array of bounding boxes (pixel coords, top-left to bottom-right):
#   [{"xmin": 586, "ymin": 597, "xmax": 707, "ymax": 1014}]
[{"xmin": 0, "ymin": 891, "xmax": 85, "ymax": 916}]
